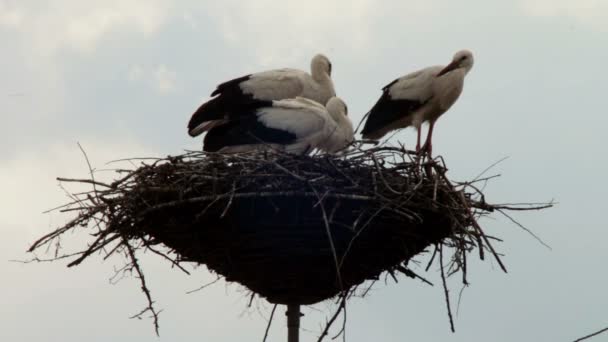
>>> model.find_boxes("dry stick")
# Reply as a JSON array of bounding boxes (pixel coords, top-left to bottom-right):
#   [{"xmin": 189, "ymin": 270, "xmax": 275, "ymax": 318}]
[
  {"xmin": 125, "ymin": 240, "xmax": 161, "ymax": 336},
  {"xmin": 455, "ymin": 283, "xmax": 467, "ymax": 316},
  {"xmin": 77, "ymin": 142, "xmax": 100, "ymax": 203},
  {"xmin": 491, "ymin": 204, "xmax": 554, "ymax": 211},
  {"xmin": 67, "ymin": 232, "xmax": 121, "ymax": 267},
  {"xmin": 220, "ymin": 182, "xmax": 238, "ymax": 218},
  {"xmin": 311, "ymin": 187, "xmax": 349, "ymax": 342},
  {"xmin": 439, "ymin": 245, "xmax": 456, "ymax": 333},
  {"xmin": 316, "ymin": 295, "xmax": 347, "ymax": 342},
  {"xmin": 471, "ymin": 156, "xmax": 510, "ymax": 183},
  {"xmin": 56, "ymin": 177, "xmax": 112, "ymax": 189},
  {"xmin": 186, "ymin": 277, "xmax": 221, "ymax": 294},
  {"xmin": 396, "ymin": 265, "xmax": 434, "ymax": 286},
  {"xmin": 332, "ymin": 293, "xmax": 352, "ymax": 342},
  {"xmin": 102, "ymin": 240, "xmax": 126, "ymax": 261},
  {"xmin": 370, "ymin": 154, "xmax": 401, "ymax": 195},
  {"xmin": 262, "ymin": 304, "xmax": 278, "ymax": 342},
  {"xmin": 11, "ymin": 252, "xmax": 84, "ymax": 264},
  {"xmin": 354, "ymin": 111, "xmax": 371, "ymax": 134},
  {"xmin": 274, "ymin": 162, "xmax": 307, "ymax": 181},
  {"xmin": 248, "ymin": 293, "xmax": 256, "ymax": 308},
  {"xmin": 425, "ymin": 245, "xmax": 439, "ymax": 272},
  {"xmin": 44, "ymin": 195, "xmax": 97, "ymax": 214},
  {"xmin": 57, "ymin": 165, "xmax": 113, "ymax": 262},
  {"xmin": 497, "ymin": 209, "xmax": 552, "ymax": 250},
  {"xmin": 144, "ymin": 244, "xmax": 191, "ymax": 275},
  {"xmin": 461, "ymin": 240, "xmax": 469, "ymax": 286},
  {"xmin": 28, "ymin": 214, "xmax": 90, "ymax": 251},
  {"xmin": 451, "ymin": 173, "xmax": 507, "ymax": 272},
  {"xmin": 339, "ymin": 205, "xmax": 388, "ymax": 269},
  {"xmin": 573, "ymin": 326, "xmax": 608, "ymax": 342},
  {"xmin": 311, "ymin": 187, "xmax": 344, "ymax": 291}
]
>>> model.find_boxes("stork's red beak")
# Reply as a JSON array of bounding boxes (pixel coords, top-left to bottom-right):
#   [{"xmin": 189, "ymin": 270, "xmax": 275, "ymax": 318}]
[{"xmin": 437, "ymin": 60, "xmax": 460, "ymax": 77}]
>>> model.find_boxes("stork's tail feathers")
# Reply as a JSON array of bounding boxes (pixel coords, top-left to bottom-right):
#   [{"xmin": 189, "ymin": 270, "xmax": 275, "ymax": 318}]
[
  {"xmin": 187, "ymin": 96, "xmax": 272, "ymax": 137},
  {"xmin": 188, "ymin": 97, "xmax": 226, "ymax": 137}
]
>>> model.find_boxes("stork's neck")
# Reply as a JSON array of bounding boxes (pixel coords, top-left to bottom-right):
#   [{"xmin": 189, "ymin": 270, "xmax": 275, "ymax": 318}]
[
  {"xmin": 312, "ymin": 69, "xmax": 331, "ymax": 84},
  {"xmin": 328, "ymin": 109, "xmax": 353, "ymax": 135}
]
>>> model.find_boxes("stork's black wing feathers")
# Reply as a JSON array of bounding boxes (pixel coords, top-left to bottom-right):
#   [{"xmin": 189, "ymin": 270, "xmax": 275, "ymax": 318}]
[
  {"xmin": 203, "ymin": 116, "xmax": 297, "ymax": 152},
  {"xmin": 210, "ymin": 74, "xmax": 252, "ymax": 97},
  {"xmin": 360, "ymin": 90, "xmax": 426, "ymax": 138},
  {"xmin": 188, "ymin": 73, "xmax": 272, "ymax": 136},
  {"xmin": 382, "ymin": 78, "xmax": 400, "ymax": 91}
]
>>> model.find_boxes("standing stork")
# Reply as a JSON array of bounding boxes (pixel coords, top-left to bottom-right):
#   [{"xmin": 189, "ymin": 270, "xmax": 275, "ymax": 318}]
[
  {"xmin": 188, "ymin": 54, "xmax": 336, "ymax": 137},
  {"xmin": 360, "ymin": 50, "xmax": 474, "ymax": 156},
  {"xmin": 203, "ymin": 96, "xmax": 353, "ymax": 155}
]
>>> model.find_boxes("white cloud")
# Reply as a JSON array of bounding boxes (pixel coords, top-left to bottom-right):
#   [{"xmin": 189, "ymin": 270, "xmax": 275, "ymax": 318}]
[
  {"xmin": 204, "ymin": 0, "xmax": 435, "ymax": 67},
  {"xmin": 127, "ymin": 64, "xmax": 178, "ymax": 94},
  {"xmin": 0, "ymin": 2, "xmax": 22, "ymax": 28},
  {"xmin": 154, "ymin": 65, "xmax": 178, "ymax": 94},
  {"xmin": 127, "ymin": 64, "xmax": 144, "ymax": 82},
  {"xmin": 0, "ymin": 140, "xmax": 153, "ymax": 237},
  {"xmin": 0, "ymin": 1, "xmax": 171, "ymax": 56},
  {"xmin": 520, "ymin": 0, "xmax": 608, "ymax": 30}
]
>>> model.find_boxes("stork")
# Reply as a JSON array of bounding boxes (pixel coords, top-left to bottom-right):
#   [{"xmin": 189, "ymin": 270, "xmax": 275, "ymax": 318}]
[
  {"xmin": 188, "ymin": 54, "xmax": 336, "ymax": 137},
  {"xmin": 203, "ymin": 97, "xmax": 353, "ymax": 154},
  {"xmin": 360, "ymin": 50, "xmax": 474, "ymax": 156}
]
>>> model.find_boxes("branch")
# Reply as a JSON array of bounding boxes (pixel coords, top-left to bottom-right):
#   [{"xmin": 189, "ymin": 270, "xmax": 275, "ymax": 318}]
[
  {"xmin": 125, "ymin": 241, "xmax": 161, "ymax": 335},
  {"xmin": 317, "ymin": 295, "xmax": 347, "ymax": 342},
  {"xmin": 262, "ymin": 304, "xmax": 278, "ymax": 342},
  {"xmin": 573, "ymin": 326, "xmax": 608, "ymax": 342}
]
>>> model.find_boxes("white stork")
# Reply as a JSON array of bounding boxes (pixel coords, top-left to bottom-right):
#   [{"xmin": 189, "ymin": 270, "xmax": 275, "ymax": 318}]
[
  {"xmin": 360, "ymin": 50, "xmax": 474, "ymax": 156},
  {"xmin": 203, "ymin": 97, "xmax": 353, "ymax": 155},
  {"xmin": 188, "ymin": 54, "xmax": 336, "ymax": 137}
]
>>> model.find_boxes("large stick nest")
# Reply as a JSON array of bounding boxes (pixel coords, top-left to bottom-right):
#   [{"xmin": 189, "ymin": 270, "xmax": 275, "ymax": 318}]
[{"xmin": 30, "ymin": 145, "xmax": 551, "ymax": 326}]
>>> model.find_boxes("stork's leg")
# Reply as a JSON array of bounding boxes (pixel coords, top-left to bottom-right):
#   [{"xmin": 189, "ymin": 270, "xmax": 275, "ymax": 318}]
[
  {"xmin": 415, "ymin": 127, "xmax": 422, "ymax": 153},
  {"xmin": 422, "ymin": 120, "xmax": 436, "ymax": 157}
]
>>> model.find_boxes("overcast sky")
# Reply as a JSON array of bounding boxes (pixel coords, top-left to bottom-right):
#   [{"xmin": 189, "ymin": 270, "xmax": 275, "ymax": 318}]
[{"xmin": 2, "ymin": 1, "xmax": 607, "ymax": 341}]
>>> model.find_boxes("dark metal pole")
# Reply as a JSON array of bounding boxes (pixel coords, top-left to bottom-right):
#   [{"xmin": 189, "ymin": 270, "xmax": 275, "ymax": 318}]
[{"xmin": 286, "ymin": 304, "xmax": 301, "ymax": 342}]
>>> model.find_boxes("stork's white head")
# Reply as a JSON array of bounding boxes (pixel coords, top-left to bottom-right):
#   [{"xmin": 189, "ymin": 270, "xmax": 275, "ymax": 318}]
[
  {"xmin": 311, "ymin": 54, "xmax": 333, "ymax": 79},
  {"xmin": 326, "ymin": 97, "xmax": 348, "ymax": 120},
  {"xmin": 437, "ymin": 50, "xmax": 474, "ymax": 76},
  {"xmin": 325, "ymin": 96, "xmax": 354, "ymax": 149}
]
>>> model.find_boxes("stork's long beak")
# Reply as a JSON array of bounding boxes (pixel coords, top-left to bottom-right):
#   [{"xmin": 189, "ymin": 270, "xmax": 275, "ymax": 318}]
[{"xmin": 437, "ymin": 60, "xmax": 460, "ymax": 77}]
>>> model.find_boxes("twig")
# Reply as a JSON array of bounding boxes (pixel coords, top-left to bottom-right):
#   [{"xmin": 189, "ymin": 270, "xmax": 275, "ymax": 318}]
[
  {"xmin": 125, "ymin": 240, "xmax": 161, "ymax": 335},
  {"xmin": 311, "ymin": 187, "xmax": 344, "ymax": 292},
  {"xmin": 497, "ymin": 209, "xmax": 552, "ymax": 250},
  {"xmin": 316, "ymin": 295, "xmax": 347, "ymax": 342},
  {"xmin": 439, "ymin": 245, "xmax": 455, "ymax": 333},
  {"xmin": 573, "ymin": 326, "xmax": 608, "ymax": 342},
  {"xmin": 471, "ymin": 156, "xmax": 509, "ymax": 182},
  {"xmin": 262, "ymin": 304, "xmax": 278, "ymax": 342},
  {"xmin": 56, "ymin": 177, "xmax": 112, "ymax": 188},
  {"xmin": 186, "ymin": 277, "xmax": 222, "ymax": 294}
]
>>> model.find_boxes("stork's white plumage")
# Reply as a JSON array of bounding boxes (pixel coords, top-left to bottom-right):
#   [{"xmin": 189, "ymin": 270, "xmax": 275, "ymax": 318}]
[
  {"xmin": 203, "ymin": 97, "xmax": 353, "ymax": 155},
  {"xmin": 188, "ymin": 54, "xmax": 336, "ymax": 137},
  {"xmin": 361, "ymin": 50, "xmax": 474, "ymax": 155}
]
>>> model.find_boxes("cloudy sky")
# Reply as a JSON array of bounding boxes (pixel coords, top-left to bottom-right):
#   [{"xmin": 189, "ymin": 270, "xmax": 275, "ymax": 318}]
[{"xmin": 2, "ymin": 1, "xmax": 607, "ymax": 341}]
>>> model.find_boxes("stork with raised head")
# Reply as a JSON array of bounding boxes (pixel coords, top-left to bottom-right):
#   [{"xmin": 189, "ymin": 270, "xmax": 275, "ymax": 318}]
[
  {"xmin": 203, "ymin": 97, "xmax": 353, "ymax": 155},
  {"xmin": 188, "ymin": 54, "xmax": 336, "ymax": 137},
  {"xmin": 360, "ymin": 50, "xmax": 474, "ymax": 156}
]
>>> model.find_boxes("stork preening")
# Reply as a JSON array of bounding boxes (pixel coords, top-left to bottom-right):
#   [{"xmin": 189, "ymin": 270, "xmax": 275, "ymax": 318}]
[
  {"xmin": 188, "ymin": 54, "xmax": 336, "ymax": 137},
  {"xmin": 203, "ymin": 97, "xmax": 353, "ymax": 154},
  {"xmin": 361, "ymin": 50, "xmax": 474, "ymax": 156}
]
